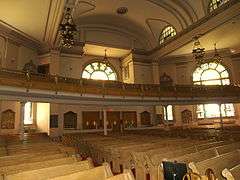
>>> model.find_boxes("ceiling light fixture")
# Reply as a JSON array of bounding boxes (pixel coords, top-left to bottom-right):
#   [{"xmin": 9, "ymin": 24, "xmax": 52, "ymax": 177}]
[
  {"xmin": 116, "ymin": 7, "xmax": 128, "ymax": 15},
  {"xmin": 103, "ymin": 49, "xmax": 109, "ymax": 65},
  {"xmin": 192, "ymin": 35, "xmax": 205, "ymax": 66},
  {"xmin": 212, "ymin": 43, "xmax": 222, "ymax": 64},
  {"xmin": 59, "ymin": 8, "xmax": 77, "ymax": 48}
]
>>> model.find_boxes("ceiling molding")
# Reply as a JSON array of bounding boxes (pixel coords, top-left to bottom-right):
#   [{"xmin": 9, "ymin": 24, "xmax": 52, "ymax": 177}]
[
  {"xmin": 0, "ymin": 21, "xmax": 42, "ymax": 51},
  {"xmin": 148, "ymin": 0, "xmax": 240, "ymax": 59},
  {"xmin": 73, "ymin": 1, "xmax": 96, "ymax": 17},
  {"xmin": 44, "ymin": 0, "xmax": 65, "ymax": 47}
]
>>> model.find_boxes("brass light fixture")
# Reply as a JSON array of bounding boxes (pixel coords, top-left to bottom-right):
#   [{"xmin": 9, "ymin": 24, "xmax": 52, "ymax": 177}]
[
  {"xmin": 212, "ymin": 43, "xmax": 222, "ymax": 64},
  {"xmin": 192, "ymin": 35, "xmax": 205, "ymax": 66},
  {"xmin": 59, "ymin": 8, "xmax": 77, "ymax": 48},
  {"xmin": 103, "ymin": 49, "xmax": 109, "ymax": 64}
]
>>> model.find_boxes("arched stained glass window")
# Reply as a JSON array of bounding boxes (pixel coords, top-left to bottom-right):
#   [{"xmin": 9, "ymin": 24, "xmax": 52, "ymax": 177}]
[
  {"xmin": 193, "ymin": 62, "xmax": 234, "ymax": 118},
  {"xmin": 159, "ymin": 26, "xmax": 177, "ymax": 45},
  {"xmin": 82, "ymin": 62, "xmax": 117, "ymax": 81},
  {"xmin": 209, "ymin": 0, "xmax": 230, "ymax": 12}
]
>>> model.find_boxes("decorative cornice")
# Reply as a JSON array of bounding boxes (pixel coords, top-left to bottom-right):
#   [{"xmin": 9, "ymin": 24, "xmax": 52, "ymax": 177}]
[
  {"xmin": 148, "ymin": 0, "xmax": 240, "ymax": 58},
  {"xmin": 0, "ymin": 20, "xmax": 42, "ymax": 51}
]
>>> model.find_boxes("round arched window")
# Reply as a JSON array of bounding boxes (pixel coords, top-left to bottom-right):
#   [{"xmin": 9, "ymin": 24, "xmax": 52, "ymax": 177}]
[
  {"xmin": 209, "ymin": 0, "xmax": 229, "ymax": 12},
  {"xmin": 159, "ymin": 26, "xmax": 177, "ymax": 45},
  {"xmin": 82, "ymin": 62, "xmax": 117, "ymax": 81},
  {"xmin": 193, "ymin": 62, "xmax": 234, "ymax": 118}
]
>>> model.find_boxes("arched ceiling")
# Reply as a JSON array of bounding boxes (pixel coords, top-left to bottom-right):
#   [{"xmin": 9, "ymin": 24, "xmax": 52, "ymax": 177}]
[
  {"xmin": 1, "ymin": 0, "xmax": 238, "ymax": 58},
  {"xmin": 68, "ymin": 0, "xmax": 207, "ymax": 50}
]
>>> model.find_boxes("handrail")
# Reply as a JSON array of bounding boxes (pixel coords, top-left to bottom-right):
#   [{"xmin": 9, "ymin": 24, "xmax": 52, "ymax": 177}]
[{"xmin": 0, "ymin": 68, "xmax": 240, "ymax": 100}]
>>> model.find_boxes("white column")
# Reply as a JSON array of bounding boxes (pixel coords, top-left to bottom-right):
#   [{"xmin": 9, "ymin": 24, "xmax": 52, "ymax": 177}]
[
  {"xmin": 103, "ymin": 109, "xmax": 107, "ymax": 136},
  {"xmin": 19, "ymin": 102, "xmax": 26, "ymax": 140},
  {"xmin": 219, "ymin": 103, "xmax": 223, "ymax": 130},
  {"xmin": 137, "ymin": 111, "xmax": 141, "ymax": 127},
  {"xmin": 77, "ymin": 111, "xmax": 83, "ymax": 130}
]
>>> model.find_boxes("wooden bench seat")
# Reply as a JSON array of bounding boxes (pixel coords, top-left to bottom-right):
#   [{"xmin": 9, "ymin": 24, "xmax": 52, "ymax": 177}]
[
  {"xmin": 229, "ymin": 164, "xmax": 240, "ymax": 180},
  {"xmin": 0, "ymin": 153, "xmax": 66, "ymax": 167},
  {"xmin": 192, "ymin": 150, "xmax": 240, "ymax": 180},
  {"xmin": 0, "ymin": 156, "xmax": 78, "ymax": 175},
  {"xmin": 5, "ymin": 160, "xmax": 93, "ymax": 180},
  {"xmin": 48, "ymin": 164, "xmax": 112, "ymax": 180},
  {"xmin": 169, "ymin": 147, "xmax": 218, "ymax": 164},
  {"xmin": 107, "ymin": 170, "xmax": 135, "ymax": 180}
]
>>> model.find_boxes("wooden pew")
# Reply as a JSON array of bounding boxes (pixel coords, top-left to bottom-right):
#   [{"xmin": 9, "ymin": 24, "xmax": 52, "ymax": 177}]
[
  {"xmin": 48, "ymin": 163, "xmax": 113, "ymax": 180},
  {"xmin": 107, "ymin": 169, "xmax": 135, "ymax": 180},
  {"xmin": 4, "ymin": 159, "xmax": 93, "ymax": 180},
  {"xmin": 190, "ymin": 150, "xmax": 240, "ymax": 180},
  {"xmin": 0, "ymin": 156, "xmax": 78, "ymax": 175},
  {"xmin": 229, "ymin": 164, "xmax": 240, "ymax": 180},
  {"xmin": 0, "ymin": 153, "xmax": 66, "ymax": 167}
]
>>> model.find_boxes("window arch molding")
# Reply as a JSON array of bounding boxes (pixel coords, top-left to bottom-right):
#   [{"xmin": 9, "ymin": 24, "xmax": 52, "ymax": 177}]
[
  {"xmin": 191, "ymin": 61, "xmax": 232, "ymax": 85},
  {"xmin": 81, "ymin": 60, "xmax": 119, "ymax": 81},
  {"xmin": 159, "ymin": 25, "xmax": 177, "ymax": 45},
  {"xmin": 208, "ymin": 0, "xmax": 230, "ymax": 13},
  {"xmin": 192, "ymin": 62, "xmax": 235, "ymax": 118}
]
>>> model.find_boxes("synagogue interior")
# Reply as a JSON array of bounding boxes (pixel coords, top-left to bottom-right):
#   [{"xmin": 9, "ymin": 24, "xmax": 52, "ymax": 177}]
[{"xmin": 0, "ymin": 0, "xmax": 240, "ymax": 180}]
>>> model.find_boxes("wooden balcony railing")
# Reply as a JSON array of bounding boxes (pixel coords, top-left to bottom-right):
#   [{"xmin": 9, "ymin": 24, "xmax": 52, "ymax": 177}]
[{"xmin": 0, "ymin": 69, "xmax": 240, "ymax": 100}]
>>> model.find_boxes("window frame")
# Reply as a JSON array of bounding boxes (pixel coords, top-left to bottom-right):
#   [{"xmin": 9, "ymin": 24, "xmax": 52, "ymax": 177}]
[
  {"xmin": 81, "ymin": 61, "xmax": 118, "ymax": 81},
  {"xmin": 192, "ymin": 62, "xmax": 235, "ymax": 119},
  {"xmin": 163, "ymin": 105, "xmax": 174, "ymax": 121},
  {"xmin": 159, "ymin": 25, "xmax": 177, "ymax": 45},
  {"xmin": 208, "ymin": 0, "xmax": 230, "ymax": 13}
]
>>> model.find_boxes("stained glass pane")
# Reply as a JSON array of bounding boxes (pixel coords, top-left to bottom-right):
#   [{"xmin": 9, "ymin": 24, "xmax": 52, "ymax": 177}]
[
  {"xmin": 159, "ymin": 26, "xmax": 177, "ymax": 45},
  {"xmin": 221, "ymin": 70, "xmax": 229, "ymax": 78},
  {"xmin": 82, "ymin": 62, "xmax": 117, "ymax": 81},
  {"xmin": 222, "ymin": 79, "xmax": 230, "ymax": 85},
  {"xmin": 216, "ymin": 64, "xmax": 225, "ymax": 72},
  {"xmin": 82, "ymin": 71, "xmax": 90, "ymax": 79},
  {"xmin": 197, "ymin": 105, "xmax": 204, "ymax": 118},
  {"xmin": 201, "ymin": 80, "xmax": 221, "ymax": 85},
  {"xmin": 99, "ymin": 63, "xmax": 106, "ymax": 71},
  {"xmin": 91, "ymin": 71, "xmax": 108, "ymax": 80},
  {"xmin": 204, "ymin": 104, "xmax": 220, "ymax": 118},
  {"xmin": 193, "ymin": 62, "xmax": 234, "ymax": 118},
  {"xmin": 92, "ymin": 62, "xmax": 99, "ymax": 70},
  {"xmin": 105, "ymin": 67, "xmax": 113, "ymax": 75},
  {"xmin": 209, "ymin": 62, "xmax": 218, "ymax": 69},
  {"xmin": 85, "ymin": 65, "xmax": 94, "ymax": 73},
  {"xmin": 200, "ymin": 63, "xmax": 209, "ymax": 70},
  {"xmin": 108, "ymin": 74, "xmax": 116, "ymax": 81},
  {"xmin": 201, "ymin": 70, "xmax": 220, "ymax": 81}
]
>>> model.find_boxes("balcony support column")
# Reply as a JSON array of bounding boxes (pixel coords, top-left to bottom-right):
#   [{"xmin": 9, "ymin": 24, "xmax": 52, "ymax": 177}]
[
  {"xmin": 19, "ymin": 101, "xmax": 26, "ymax": 141},
  {"xmin": 103, "ymin": 109, "xmax": 107, "ymax": 136}
]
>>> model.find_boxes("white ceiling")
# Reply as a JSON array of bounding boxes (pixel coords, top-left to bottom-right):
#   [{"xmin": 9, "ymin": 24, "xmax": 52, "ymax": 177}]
[
  {"xmin": 72, "ymin": 0, "xmax": 207, "ymax": 48},
  {"xmin": 0, "ymin": 0, "xmax": 51, "ymax": 41},
  {"xmin": 83, "ymin": 44, "xmax": 131, "ymax": 58},
  {"xmin": 170, "ymin": 14, "xmax": 240, "ymax": 56}
]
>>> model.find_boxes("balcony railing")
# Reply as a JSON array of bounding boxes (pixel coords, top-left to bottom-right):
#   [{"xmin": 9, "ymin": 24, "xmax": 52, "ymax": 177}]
[{"xmin": 0, "ymin": 68, "xmax": 240, "ymax": 100}]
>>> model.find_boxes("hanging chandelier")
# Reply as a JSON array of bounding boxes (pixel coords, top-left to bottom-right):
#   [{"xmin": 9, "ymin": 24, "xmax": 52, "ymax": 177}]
[
  {"xmin": 192, "ymin": 35, "xmax": 205, "ymax": 66},
  {"xmin": 212, "ymin": 43, "xmax": 222, "ymax": 64},
  {"xmin": 103, "ymin": 49, "xmax": 109, "ymax": 64},
  {"xmin": 59, "ymin": 8, "xmax": 77, "ymax": 48}
]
